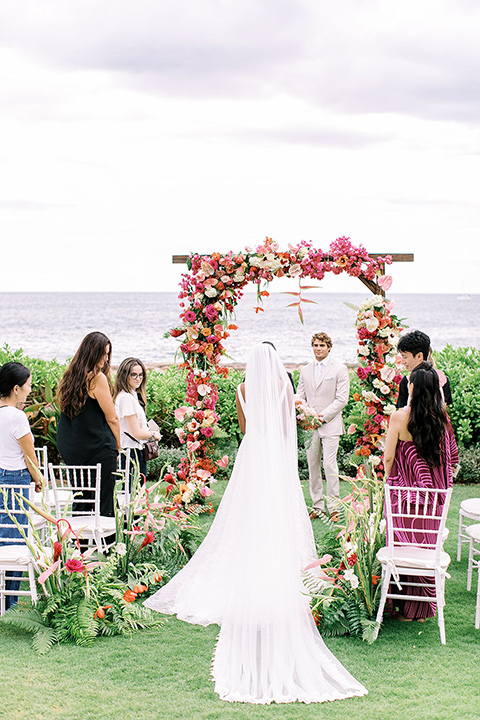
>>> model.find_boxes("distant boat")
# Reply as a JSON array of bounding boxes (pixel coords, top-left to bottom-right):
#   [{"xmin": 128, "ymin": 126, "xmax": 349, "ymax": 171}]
[{"xmin": 456, "ymin": 294, "xmax": 471, "ymax": 300}]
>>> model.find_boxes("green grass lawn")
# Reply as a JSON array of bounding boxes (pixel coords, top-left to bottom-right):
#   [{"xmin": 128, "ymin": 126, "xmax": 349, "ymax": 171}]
[{"xmin": 1, "ymin": 482, "xmax": 480, "ymax": 720}]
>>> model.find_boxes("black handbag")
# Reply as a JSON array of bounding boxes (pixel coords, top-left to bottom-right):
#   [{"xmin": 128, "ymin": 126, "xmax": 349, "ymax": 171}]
[{"xmin": 143, "ymin": 439, "xmax": 159, "ymax": 462}]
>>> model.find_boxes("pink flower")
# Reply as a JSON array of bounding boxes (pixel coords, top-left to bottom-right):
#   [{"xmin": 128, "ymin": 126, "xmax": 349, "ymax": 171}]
[
  {"xmin": 201, "ymin": 427, "xmax": 214, "ymax": 437},
  {"xmin": 66, "ymin": 558, "xmax": 84, "ymax": 573},
  {"xmin": 378, "ymin": 274, "xmax": 392, "ymax": 291},
  {"xmin": 357, "ymin": 367, "xmax": 369, "ymax": 380},
  {"xmin": 204, "ymin": 304, "xmax": 218, "ymax": 321},
  {"xmin": 200, "ymin": 486, "xmax": 214, "ymax": 497},
  {"xmin": 366, "ymin": 407, "xmax": 376, "ymax": 416},
  {"xmin": 380, "ymin": 365, "xmax": 396, "ymax": 383},
  {"xmin": 347, "ymin": 424, "xmax": 357, "ymax": 435},
  {"xmin": 184, "ymin": 310, "xmax": 196, "ymax": 322},
  {"xmin": 217, "ymin": 455, "xmax": 229, "ymax": 468},
  {"xmin": 174, "ymin": 406, "xmax": 189, "ymax": 421}
]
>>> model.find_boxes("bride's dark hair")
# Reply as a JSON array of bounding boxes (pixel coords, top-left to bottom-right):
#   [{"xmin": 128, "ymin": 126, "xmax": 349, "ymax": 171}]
[
  {"xmin": 407, "ymin": 361, "xmax": 448, "ymax": 468},
  {"xmin": 58, "ymin": 332, "xmax": 112, "ymax": 418}
]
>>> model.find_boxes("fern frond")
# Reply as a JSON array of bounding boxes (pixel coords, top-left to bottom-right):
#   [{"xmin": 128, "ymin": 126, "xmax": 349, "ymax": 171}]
[
  {"xmin": 32, "ymin": 626, "xmax": 58, "ymax": 654},
  {"xmin": 0, "ymin": 606, "xmax": 49, "ymax": 634}
]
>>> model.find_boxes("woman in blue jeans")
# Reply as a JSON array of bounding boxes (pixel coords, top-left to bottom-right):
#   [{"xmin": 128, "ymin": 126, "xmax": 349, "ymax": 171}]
[{"xmin": 0, "ymin": 362, "xmax": 42, "ymax": 610}]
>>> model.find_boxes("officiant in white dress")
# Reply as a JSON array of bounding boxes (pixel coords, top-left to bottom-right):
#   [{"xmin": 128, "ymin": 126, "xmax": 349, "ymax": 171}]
[
  {"xmin": 297, "ymin": 332, "xmax": 350, "ymax": 520},
  {"xmin": 145, "ymin": 343, "xmax": 366, "ymax": 704}
]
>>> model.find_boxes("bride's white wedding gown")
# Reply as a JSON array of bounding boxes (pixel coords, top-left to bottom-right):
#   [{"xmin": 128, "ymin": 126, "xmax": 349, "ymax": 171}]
[{"xmin": 144, "ymin": 344, "xmax": 367, "ymax": 704}]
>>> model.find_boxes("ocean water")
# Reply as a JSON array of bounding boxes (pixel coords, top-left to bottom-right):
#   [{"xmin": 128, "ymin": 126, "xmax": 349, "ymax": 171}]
[{"xmin": 1, "ymin": 292, "xmax": 479, "ymax": 367}]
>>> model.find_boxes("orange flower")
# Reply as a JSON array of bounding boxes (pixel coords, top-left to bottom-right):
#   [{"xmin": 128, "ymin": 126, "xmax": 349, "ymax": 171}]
[
  {"xmin": 336, "ymin": 255, "xmax": 349, "ymax": 267},
  {"xmin": 372, "ymin": 575, "xmax": 380, "ymax": 585},
  {"xmin": 353, "ymin": 393, "xmax": 361, "ymax": 402}
]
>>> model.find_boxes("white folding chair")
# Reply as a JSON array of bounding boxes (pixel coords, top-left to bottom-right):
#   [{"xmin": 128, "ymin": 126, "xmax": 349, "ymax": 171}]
[
  {"xmin": 466, "ymin": 524, "xmax": 480, "ymax": 592},
  {"xmin": 116, "ymin": 448, "xmax": 132, "ymax": 510},
  {"xmin": 0, "ymin": 482, "xmax": 38, "ymax": 615},
  {"xmin": 375, "ymin": 484, "xmax": 453, "ymax": 644},
  {"xmin": 457, "ymin": 498, "xmax": 480, "ymax": 561},
  {"xmin": 48, "ymin": 464, "xmax": 116, "ymax": 553},
  {"xmin": 34, "ymin": 445, "xmax": 48, "ymax": 480}
]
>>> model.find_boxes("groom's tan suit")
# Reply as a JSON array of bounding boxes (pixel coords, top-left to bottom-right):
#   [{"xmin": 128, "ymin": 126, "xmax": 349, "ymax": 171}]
[{"xmin": 297, "ymin": 356, "xmax": 350, "ymax": 513}]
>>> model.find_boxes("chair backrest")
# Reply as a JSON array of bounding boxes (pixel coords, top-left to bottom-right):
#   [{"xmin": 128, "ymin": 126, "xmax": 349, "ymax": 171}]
[
  {"xmin": 48, "ymin": 464, "xmax": 102, "ymax": 518},
  {"xmin": 0, "ymin": 482, "xmax": 36, "ymax": 545},
  {"xmin": 34, "ymin": 445, "xmax": 48, "ymax": 480},
  {"xmin": 385, "ymin": 484, "xmax": 453, "ymax": 560},
  {"xmin": 116, "ymin": 448, "xmax": 131, "ymax": 507}
]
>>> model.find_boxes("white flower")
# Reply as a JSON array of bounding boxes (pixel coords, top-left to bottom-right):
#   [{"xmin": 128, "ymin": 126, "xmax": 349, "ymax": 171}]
[
  {"xmin": 380, "ymin": 384, "xmax": 391, "ymax": 394},
  {"xmin": 115, "ymin": 543, "xmax": 127, "ymax": 556},
  {"xmin": 248, "ymin": 256, "xmax": 262, "ymax": 268},
  {"xmin": 373, "ymin": 378, "xmax": 383, "ymax": 389},
  {"xmin": 371, "ymin": 455, "xmax": 381, "ymax": 466},
  {"xmin": 358, "ymin": 346, "xmax": 370, "ymax": 356},
  {"xmin": 343, "ymin": 568, "xmax": 359, "ymax": 589},
  {"xmin": 233, "ymin": 270, "xmax": 245, "ymax": 282},
  {"xmin": 384, "ymin": 404, "xmax": 396, "ymax": 415},
  {"xmin": 365, "ymin": 317, "xmax": 379, "ymax": 332},
  {"xmin": 204, "ymin": 287, "xmax": 217, "ymax": 298},
  {"xmin": 379, "ymin": 519, "xmax": 386, "ymax": 534}
]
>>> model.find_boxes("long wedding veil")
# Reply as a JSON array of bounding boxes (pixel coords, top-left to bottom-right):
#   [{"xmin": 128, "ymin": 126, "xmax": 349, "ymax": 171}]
[{"xmin": 145, "ymin": 343, "xmax": 367, "ymax": 703}]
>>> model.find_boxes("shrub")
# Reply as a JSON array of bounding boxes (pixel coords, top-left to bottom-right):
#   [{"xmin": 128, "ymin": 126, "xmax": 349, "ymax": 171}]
[{"xmin": 457, "ymin": 444, "xmax": 480, "ymax": 484}]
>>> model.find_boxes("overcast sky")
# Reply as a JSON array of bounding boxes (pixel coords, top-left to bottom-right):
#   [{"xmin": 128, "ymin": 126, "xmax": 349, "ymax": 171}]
[{"xmin": 1, "ymin": 0, "xmax": 479, "ymax": 294}]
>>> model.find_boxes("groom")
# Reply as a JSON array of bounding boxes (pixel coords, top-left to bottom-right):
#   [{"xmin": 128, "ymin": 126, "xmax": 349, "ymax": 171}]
[{"xmin": 297, "ymin": 332, "xmax": 350, "ymax": 520}]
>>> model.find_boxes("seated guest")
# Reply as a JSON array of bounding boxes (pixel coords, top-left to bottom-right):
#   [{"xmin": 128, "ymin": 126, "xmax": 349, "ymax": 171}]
[
  {"xmin": 0, "ymin": 362, "xmax": 42, "ymax": 608},
  {"xmin": 396, "ymin": 330, "xmax": 452, "ymax": 408},
  {"xmin": 114, "ymin": 357, "xmax": 161, "ymax": 483}
]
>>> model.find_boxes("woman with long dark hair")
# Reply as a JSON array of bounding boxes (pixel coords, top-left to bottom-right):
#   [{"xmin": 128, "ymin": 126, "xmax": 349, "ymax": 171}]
[
  {"xmin": 114, "ymin": 357, "xmax": 161, "ymax": 482},
  {"xmin": 56, "ymin": 332, "xmax": 120, "ymax": 517},
  {"xmin": 0, "ymin": 361, "xmax": 42, "ymax": 608},
  {"xmin": 383, "ymin": 361, "xmax": 459, "ymax": 621}
]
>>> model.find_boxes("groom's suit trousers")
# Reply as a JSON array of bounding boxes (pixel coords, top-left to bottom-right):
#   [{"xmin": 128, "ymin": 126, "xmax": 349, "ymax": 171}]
[{"xmin": 306, "ymin": 432, "xmax": 340, "ymax": 513}]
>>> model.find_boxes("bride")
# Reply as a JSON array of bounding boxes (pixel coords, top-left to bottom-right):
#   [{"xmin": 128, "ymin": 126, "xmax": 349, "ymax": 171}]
[{"xmin": 144, "ymin": 343, "xmax": 367, "ymax": 704}]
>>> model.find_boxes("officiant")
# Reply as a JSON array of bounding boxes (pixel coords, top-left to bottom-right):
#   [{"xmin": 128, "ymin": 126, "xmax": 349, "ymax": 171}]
[{"xmin": 297, "ymin": 332, "xmax": 350, "ymax": 521}]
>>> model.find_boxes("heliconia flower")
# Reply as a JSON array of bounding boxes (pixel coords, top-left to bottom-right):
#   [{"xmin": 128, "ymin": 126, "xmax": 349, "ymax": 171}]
[
  {"xmin": 65, "ymin": 558, "xmax": 84, "ymax": 573},
  {"xmin": 139, "ymin": 531, "xmax": 155, "ymax": 550},
  {"xmin": 37, "ymin": 559, "xmax": 61, "ymax": 585}
]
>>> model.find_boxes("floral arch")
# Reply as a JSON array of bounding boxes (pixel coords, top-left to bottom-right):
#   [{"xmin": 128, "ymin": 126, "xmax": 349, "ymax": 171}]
[{"xmin": 166, "ymin": 237, "xmax": 403, "ymax": 507}]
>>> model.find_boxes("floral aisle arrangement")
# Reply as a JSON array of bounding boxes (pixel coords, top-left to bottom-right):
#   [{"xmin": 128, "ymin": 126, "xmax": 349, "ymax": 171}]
[
  {"xmin": 303, "ymin": 463, "xmax": 386, "ymax": 643},
  {"xmin": 0, "ymin": 469, "xmax": 203, "ymax": 653},
  {"xmin": 169, "ymin": 236, "xmax": 392, "ymax": 489},
  {"xmin": 348, "ymin": 294, "xmax": 404, "ymax": 474}
]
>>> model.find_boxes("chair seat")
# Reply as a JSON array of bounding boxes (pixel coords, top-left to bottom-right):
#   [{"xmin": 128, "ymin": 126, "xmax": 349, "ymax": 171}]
[
  {"xmin": 460, "ymin": 498, "xmax": 480, "ymax": 517},
  {"xmin": 377, "ymin": 545, "xmax": 451, "ymax": 571},
  {"xmin": 466, "ymin": 524, "xmax": 480, "ymax": 542},
  {"xmin": 67, "ymin": 516, "xmax": 116, "ymax": 535},
  {"xmin": 0, "ymin": 545, "xmax": 33, "ymax": 565}
]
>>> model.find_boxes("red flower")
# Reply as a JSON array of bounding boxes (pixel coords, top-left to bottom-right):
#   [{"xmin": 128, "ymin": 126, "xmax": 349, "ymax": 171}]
[
  {"xmin": 347, "ymin": 553, "xmax": 358, "ymax": 567},
  {"xmin": 139, "ymin": 531, "xmax": 155, "ymax": 551},
  {"xmin": 53, "ymin": 541, "xmax": 63, "ymax": 563},
  {"xmin": 65, "ymin": 558, "xmax": 84, "ymax": 573}
]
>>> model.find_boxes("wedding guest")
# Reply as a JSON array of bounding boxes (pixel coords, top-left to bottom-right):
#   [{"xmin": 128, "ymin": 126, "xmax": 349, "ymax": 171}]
[
  {"xmin": 0, "ymin": 361, "xmax": 42, "ymax": 609},
  {"xmin": 114, "ymin": 357, "xmax": 161, "ymax": 483},
  {"xmin": 56, "ymin": 332, "xmax": 120, "ymax": 517},
  {"xmin": 384, "ymin": 361, "xmax": 458, "ymax": 621},
  {"xmin": 396, "ymin": 330, "xmax": 452, "ymax": 408},
  {"xmin": 297, "ymin": 332, "xmax": 350, "ymax": 521}
]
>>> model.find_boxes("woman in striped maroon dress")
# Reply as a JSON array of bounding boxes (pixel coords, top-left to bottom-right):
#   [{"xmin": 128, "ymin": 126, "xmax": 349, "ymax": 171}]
[{"xmin": 383, "ymin": 361, "xmax": 459, "ymax": 621}]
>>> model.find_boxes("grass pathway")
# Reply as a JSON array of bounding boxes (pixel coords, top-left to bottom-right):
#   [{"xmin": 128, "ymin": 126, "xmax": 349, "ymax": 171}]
[{"xmin": 1, "ymin": 482, "xmax": 479, "ymax": 720}]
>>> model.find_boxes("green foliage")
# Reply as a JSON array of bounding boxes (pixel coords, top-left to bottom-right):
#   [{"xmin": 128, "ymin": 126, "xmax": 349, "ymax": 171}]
[
  {"xmin": 456, "ymin": 444, "xmax": 480, "ymax": 483},
  {"xmin": 433, "ymin": 345, "xmax": 480, "ymax": 448}
]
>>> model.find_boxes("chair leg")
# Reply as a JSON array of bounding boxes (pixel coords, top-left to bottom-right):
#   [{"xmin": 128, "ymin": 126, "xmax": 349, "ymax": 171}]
[
  {"xmin": 476, "ymin": 567, "xmax": 480, "ymax": 631},
  {"xmin": 0, "ymin": 571, "xmax": 5, "ymax": 616},
  {"xmin": 468, "ymin": 537, "xmax": 474, "ymax": 591},
  {"xmin": 375, "ymin": 567, "xmax": 391, "ymax": 631},
  {"xmin": 457, "ymin": 511, "xmax": 464, "ymax": 561},
  {"xmin": 28, "ymin": 564, "xmax": 37, "ymax": 605},
  {"xmin": 435, "ymin": 570, "xmax": 446, "ymax": 645}
]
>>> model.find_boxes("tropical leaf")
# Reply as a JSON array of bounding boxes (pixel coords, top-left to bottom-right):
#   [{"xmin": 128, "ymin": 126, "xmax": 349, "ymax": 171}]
[{"xmin": 32, "ymin": 626, "xmax": 58, "ymax": 654}]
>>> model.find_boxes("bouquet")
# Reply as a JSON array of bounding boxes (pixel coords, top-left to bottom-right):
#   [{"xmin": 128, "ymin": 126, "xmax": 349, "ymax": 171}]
[{"xmin": 295, "ymin": 398, "xmax": 323, "ymax": 431}]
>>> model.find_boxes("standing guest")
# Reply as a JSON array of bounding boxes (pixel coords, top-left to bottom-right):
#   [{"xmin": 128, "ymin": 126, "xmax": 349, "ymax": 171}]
[
  {"xmin": 297, "ymin": 332, "xmax": 350, "ymax": 520},
  {"xmin": 114, "ymin": 357, "xmax": 161, "ymax": 483},
  {"xmin": 56, "ymin": 332, "xmax": 120, "ymax": 517},
  {"xmin": 0, "ymin": 362, "xmax": 42, "ymax": 609},
  {"xmin": 396, "ymin": 330, "xmax": 452, "ymax": 408},
  {"xmin": 383, "ymin": 362, "xmax": 458, "ymax": 621}
]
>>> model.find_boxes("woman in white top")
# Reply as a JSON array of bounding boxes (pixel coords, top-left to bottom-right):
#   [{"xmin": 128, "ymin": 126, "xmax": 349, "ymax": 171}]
[
  {"xmin": 0, "ymin": 361, "xmax": 42, "ymax": 609},
  {"xmin": 114, "ymin": 358, "xmax": 161, "ymax": 483}
]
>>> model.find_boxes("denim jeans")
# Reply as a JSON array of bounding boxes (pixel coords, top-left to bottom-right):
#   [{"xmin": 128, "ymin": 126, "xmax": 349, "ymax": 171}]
[{"xmin": 0, "ymin": 468, "xmax": 31, "ymax": 610}]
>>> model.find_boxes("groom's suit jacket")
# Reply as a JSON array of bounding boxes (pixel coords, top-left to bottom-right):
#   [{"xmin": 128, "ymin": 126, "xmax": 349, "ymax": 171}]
[{"xmin": 297, "ymin": 356, "xmax": 350, "ymax": 438}]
